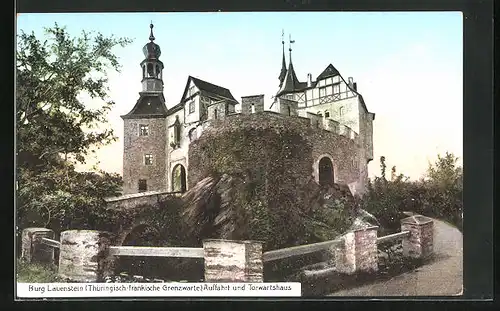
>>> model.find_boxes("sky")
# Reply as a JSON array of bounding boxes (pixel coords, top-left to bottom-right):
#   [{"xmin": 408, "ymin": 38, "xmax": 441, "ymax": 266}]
[{"xmin": 16, "ymin": 12, "xmax": 463, "ymax": 180}]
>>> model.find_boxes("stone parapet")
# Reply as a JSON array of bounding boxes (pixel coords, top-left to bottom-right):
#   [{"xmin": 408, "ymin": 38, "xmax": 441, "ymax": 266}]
[
  {"xmin": 58, "ymin": 230, "xmax": 113, "ymax": 282},
  {"xmin": 21, "ymin": 228, "xmax": 55, "ymax": 264},
  {"xmin": 401, "ymin": 215, "xmax": 434, "ymax": 259},
  {"xmin": 334, "ymin": 225, "xmax": 378, "ymax": 274},
  {"xmin": 203, "ymin": 239, "xmax": 263, "ymax": 282}
]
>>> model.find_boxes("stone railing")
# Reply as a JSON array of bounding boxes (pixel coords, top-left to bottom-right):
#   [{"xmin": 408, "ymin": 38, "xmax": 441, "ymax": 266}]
[
  {"xmin": 20, "ymin": 215, "xmax": 433, "ymax": 283},
  {"xmin": 21, "ymin": 228, "xmax": 264, "ymax": 283}
]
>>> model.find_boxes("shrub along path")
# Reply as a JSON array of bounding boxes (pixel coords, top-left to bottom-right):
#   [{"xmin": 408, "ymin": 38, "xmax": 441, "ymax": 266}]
[{"xmin": 328, "ymin": 218, "xmax": 463, "ymax": 296}]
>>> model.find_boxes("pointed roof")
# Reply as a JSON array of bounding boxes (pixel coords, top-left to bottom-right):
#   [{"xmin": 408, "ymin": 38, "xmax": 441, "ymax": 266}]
[
  {"xmin": 180, "ymin": 76, "xmax": 238, "ymax": 104},
  {"xmin": 277, "ymin": 61, "xmax": 308, "ymax": 96},
  {"xmin": 278, "ymin": 34, "xmax": 287, "ymax": 87},
  {"xmin": 121, "ymin": 93, "xmax": 168, "ymax": 119},
  {"xmin": 316, "ymin": 64, "xmax": 340, "ymax": 81}
]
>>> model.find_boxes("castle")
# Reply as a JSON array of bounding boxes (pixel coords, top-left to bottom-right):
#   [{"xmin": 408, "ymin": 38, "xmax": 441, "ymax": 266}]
[{"xmin": 121, "ymin": 24, "xmax": 375, "ymax": 196}]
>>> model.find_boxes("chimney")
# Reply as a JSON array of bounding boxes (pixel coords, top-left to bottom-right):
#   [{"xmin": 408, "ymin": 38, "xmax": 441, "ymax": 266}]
[
  {"xmin": 307, "ymin": 73, "xmax": 312, "ymax": 87},
  {"xmin": 353, "ymin": 82, "xmax": 357, "ymax": 91},
  {"xmin": 348, "ymin": 77, "xmax": 354, "ymax": 87}
]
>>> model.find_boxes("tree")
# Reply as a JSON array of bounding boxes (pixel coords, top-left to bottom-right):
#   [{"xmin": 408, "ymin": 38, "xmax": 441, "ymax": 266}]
[
  {"xmin": 426, "ymin": 152, "xmax": 463, "ymax": 189},
  {"xmin": 16, "ymin": 24, "xmax": 131, "ymax": 168},
  {"xmin": 16, "ymin": 24, "xmax": 132, "ymax": 233}
]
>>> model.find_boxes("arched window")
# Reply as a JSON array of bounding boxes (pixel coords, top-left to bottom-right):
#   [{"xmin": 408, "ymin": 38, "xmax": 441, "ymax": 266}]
[
  {"xmin": 172, "ymin": 164, "xmax": 187, "ymax": 193},
  {"xmin": 318, "ymin": 157, "xmax": 334, "ymax": 186},
  {"xmin": 188, "ymin": 128, "xmax": 197, "ymax": 141},
  {"xmin": 147, "ymin": 63, "xmax": 154, "ymax": 77},
  {"xmin": 325, "ymin": 111, "xmax": 330, "ymax": 118},
  {"xmin": 155, "ymin": 64, "xmax": 160, "ymax": 77}
]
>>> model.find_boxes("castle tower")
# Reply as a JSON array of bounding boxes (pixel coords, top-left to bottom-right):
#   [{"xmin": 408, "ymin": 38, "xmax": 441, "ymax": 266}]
[{"xmin": 121, "ymin": 23, "xmax": 168, "ymax": 195}]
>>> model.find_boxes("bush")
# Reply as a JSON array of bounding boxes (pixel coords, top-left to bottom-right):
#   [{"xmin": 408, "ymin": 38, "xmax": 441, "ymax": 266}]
[
  {"xmin": 16, "ymin": 259, "xmax": 62, "ymax": 283},
  {"xmin": 362, "ymin": 153, "xmax": 463, "ymax": 233}
]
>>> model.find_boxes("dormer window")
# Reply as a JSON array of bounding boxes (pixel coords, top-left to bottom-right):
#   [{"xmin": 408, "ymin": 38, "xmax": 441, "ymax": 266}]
[
  {"xmin": 139, "ymin": 124, "xmax": 149, "ymax": 136},
  {"xmin": 189, "ymin": 101, "xmax": 195, "ymax": 114}
]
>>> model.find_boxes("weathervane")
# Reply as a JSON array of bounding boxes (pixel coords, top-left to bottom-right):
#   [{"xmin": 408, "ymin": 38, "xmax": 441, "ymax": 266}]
[
  {"xmin": 282, "ymin": 29, "xmax": 285, "ymax": 45},
  {"xmin": 289, "ymin": 34, "xmax": 295, "ymax": 52}
]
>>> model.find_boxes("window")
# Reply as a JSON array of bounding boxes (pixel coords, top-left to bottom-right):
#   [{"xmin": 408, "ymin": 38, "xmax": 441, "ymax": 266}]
[
  {"xmin": 319, "ymin": 87, "xmax": 327, "ymax": 97},
  {"xmin": 251, "ymin": 104, "xmax": 255, "ymax": 114},
  {"xmin": 287, "ymin": 106, "xmax": 291, "ymax": 116},
  {"xmin": 173, "ymin": 120, "xmax": 181, "ymax": 145},
  {"xmin": 188, "ymin": 86, "xmax": 195, "ymax": 97},
  {"xmin": 147, "ymin": 63, "xmax": 154, "ymax": 77},
  {"xmin": 139, "ymin": 124, "xmax": 149, "ymax": 136},
  {"xmin": 189, "ymin": 101, "xmax": 195, "ymax": 114},
  {"xmin": 339, "ymin": 106, "xmax": 344, "ymax": 117},
  {"xmin": 325, "ymin": 111, "xmax": 330, "ymax": 118},
  {"xmin": 138, "ymin": 179, "xmax": 147, "ymax": 192},
  {"xmin": 144, "ymin": 154, "xmax": 153, "ymax": 165},
  {"xmin": 318, "ymin": 112, "xmax": 323, "ymax": 117},
  {"xmin": 214, "ymin": 108, "xmax": 218, "ymax": 119},
  {"xmin": 333, "ymin": 83, "xmax": 340, "ymax": 94}
]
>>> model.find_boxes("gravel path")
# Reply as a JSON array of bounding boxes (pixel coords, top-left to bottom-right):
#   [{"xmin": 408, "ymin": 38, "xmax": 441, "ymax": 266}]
[{"xmin": 328, "ymin": 218, "xmax": 463, "ymax": 296}]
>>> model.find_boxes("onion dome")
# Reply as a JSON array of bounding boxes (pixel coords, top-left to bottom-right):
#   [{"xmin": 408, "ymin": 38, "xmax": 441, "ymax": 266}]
[{"xmin": 142, "ymin": 23, "xmax": 161, "ymax": 59}]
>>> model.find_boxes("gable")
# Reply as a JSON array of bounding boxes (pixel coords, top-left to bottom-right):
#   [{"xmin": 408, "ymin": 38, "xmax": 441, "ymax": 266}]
[{"xmin": 316, "ymin": 64, "xmax": 340, "ymax": 81}]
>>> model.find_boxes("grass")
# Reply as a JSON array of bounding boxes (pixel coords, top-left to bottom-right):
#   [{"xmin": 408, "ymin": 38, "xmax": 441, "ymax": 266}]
[{"xmin": 16, "ymin": 258, "xmax": 62, "ymax": 283}]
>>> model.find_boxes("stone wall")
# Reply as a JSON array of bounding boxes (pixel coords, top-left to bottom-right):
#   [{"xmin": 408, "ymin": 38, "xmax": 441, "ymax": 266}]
[
  {"xmin": 104, "ymin": 190, "xmax": 181, "ymax": 211},
  {"xmin": 188, "ymin": 112, "xmax": 360, "ymax": 189},
  {"xmin": 401, "ymin": 215, "xmax": 434, "ymax": 259},
  {"xmin": 241, "ymin": 95, "xmax": 265, "ymax": 114},
  {"xmin": 203, "ymin": 239, "xmax": 263, "ymax": 282},
  {"xmin": 58, "ymin": 230, "xmax": 113, "ymax": 282},
  {"xmin": 123, "ymin": 118, "xmax": 167, "ymax": 194},
  {"xmin": 278, "ymin": 98, "xmax": 299, "ymax": 116}
]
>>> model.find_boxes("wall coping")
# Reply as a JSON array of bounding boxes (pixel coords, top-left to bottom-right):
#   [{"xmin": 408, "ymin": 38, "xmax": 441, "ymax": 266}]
[
  {"xmin": 401, "ymin": 215, "xmax": 433, "ymax": 225},
  {"xmin": 104, "ymin": 190, "xmax": 181, "ymax": 203},
  {"xmin": 203, "ymin": 239, "xmax": 264, "ymax": 244}
]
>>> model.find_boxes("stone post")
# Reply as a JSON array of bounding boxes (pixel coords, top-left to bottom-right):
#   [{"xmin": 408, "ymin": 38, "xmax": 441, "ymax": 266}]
[
  {"xmin": 334, "ymin": 225, "xmax": 378, "ymax": 274},
  {"xmin": 21, "ymin": 228, "xmax": 55, "ymax": 264},
  {"xmin": 58, "ymin": 230, "xmax": 112, "ymax": 282},
  {"xmin": 203, "ymin": 239, "xmax": 263, "ymax": 282},
  {"xmin": 401, "ymin": 215, "xmax": 434, "ymax": 259}
]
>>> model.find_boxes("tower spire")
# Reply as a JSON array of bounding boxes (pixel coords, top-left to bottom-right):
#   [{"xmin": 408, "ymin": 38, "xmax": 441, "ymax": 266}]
[
  {"xmin": 149, "ymin": 21, "xmax": 155, "ymax": 41},
  {"xmin": 278, "ymin": 29, "xmax": 288, "ymax": 87},
  {"xmin": 289, "ymin": 34, "xmax": 295, "ymax": 64}
]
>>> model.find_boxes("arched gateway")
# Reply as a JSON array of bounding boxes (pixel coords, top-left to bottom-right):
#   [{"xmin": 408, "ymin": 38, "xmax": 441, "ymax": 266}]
[{"xmin": 318, "ymin": 157, "xmax": 335, "ymax": 186}]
